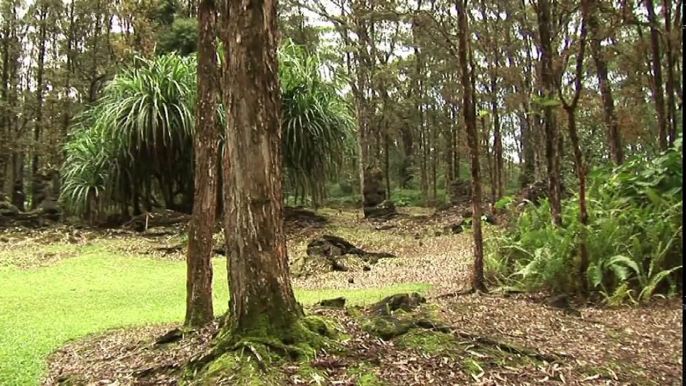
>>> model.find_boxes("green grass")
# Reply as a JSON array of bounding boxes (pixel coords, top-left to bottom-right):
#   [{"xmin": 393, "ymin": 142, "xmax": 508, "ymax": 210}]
[{"xmin": 0, "ymin": 246, "xmax": 430, "ymax": 386}]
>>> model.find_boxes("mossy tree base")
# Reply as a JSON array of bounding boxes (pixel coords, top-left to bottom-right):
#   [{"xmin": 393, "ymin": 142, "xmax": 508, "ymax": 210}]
[{"xmin": 185, "ymin": 316, "xmax": 340, "ymax": 386}]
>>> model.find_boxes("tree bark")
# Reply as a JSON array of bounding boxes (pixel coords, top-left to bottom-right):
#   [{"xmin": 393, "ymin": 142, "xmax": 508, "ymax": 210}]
[
  {"xmin": 559, "ymin": 3, "xmax": 589, "ymax": 292},
  {"xmin": 0, "ymin": 9, "xmax": 10, "ymax": 195},
  {"xmin": 32, "ymin": 3, "xmax": 48, "ymax": 208},
  {"xmin": 645, "ymin": 0, "xmax": 668, "ymax": 150},
  {"xmin": 185, "ymin": 0, "xmax": 219, "ymax": 328},
  {"xmin": 536, "ymin": 0, "xmax": 562, "ymax": 226},
  {"xmin": 587, "ymin": 2, "xmax": 623, "ymax": 165},
  {"xmin": 662, "ymin": 0, "xmax": 677, "ymax": 147},
  {"xmin": 218, "ymin": 0, "xmax": 301, "ymax": 341},
  {"xmin": 61, "ymin": 0, "xmax": 76, "ymax": 163},
  {"xmin": 456, "ymin": 0, "xmax": 486, "ymax": 292}
]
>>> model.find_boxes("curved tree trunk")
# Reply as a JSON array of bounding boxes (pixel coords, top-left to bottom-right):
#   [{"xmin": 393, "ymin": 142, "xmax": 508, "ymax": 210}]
[
  {"xmin": 562, "ymin": 2, "xmax": 590, "ymax": 292},
  {"xmin": 184, "ymin": 0, "xmax": 219, "ymax": 328},
  {"xmin": 218, "ymin": 0, "xmax": 301, "ymax": 341}
]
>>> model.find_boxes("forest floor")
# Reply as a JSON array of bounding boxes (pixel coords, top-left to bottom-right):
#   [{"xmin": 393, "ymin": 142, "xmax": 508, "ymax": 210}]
[{"xmin": 0, "ymin": 207, "xmax": 682, "ymax": 385}]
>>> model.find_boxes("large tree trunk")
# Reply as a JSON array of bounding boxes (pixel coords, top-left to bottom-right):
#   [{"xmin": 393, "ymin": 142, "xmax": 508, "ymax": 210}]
[
  {"xmin": 219, "ymin": 0, "xmax": 301, "ymax": 341},
  {"xmin": 185, "ymin": 0, "xmax": 219, "ymax": 328},
  {"xmin": 536, "ymin": 0, "xmax": 562, "ymax": 226},
  {"xmin": 456, "ymin": 0, "xmax": 485, "ymax": 292}
]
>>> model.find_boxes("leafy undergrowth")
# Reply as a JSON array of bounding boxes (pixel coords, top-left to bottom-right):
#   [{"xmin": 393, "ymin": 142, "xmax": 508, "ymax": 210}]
[
  {"xmin": 43, "ymin": 294, "xmax": 682, "ymax": 385},
  {"xmin": 488, "ymin": 138, "xmax": 683, "ymax": 301}
]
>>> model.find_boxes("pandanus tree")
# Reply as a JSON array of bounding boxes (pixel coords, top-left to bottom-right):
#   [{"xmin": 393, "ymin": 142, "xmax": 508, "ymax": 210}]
[
  {"xmin": 60, "ymin": 43, "xmax": 354, "ymax": 218},
  {"xmin": 278, "ymin": 40, "xmax": 354, "ymax": 206},
  {"xmin": 61, "ymin": 54, "xmax": 197, "ymax": 217}
]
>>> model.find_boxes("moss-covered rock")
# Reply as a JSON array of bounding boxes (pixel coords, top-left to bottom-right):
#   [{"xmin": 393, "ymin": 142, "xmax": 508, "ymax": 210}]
[
  {"xmin": 360, "ymin": 314, "xmax": 415, "ymax": 340},
  {"xmin": 301, "ymin": 315, "xmax": 339, "ymax": 339},
  {"xmin": 317, "ymin": 297, "xmax": 346, "ymax": 309},
  {"xmin": 345, "ymin": 306, "xmax": 363, "ymax": 318},
  {"xmin": 370, "ymin": 293, "xmax": 426, "ymax": 316}
]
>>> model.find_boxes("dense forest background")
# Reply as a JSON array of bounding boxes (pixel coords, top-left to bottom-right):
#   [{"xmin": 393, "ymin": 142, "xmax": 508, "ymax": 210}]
[{"xmin": 0, "ymin": 0, "xmax": 682, "ymax": 213}]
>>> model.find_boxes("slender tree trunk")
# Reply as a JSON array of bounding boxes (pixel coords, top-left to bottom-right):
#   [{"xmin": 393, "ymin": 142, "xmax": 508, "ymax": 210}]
[
  {"xmin": 430, "ymin": 108, "xmax": 438, "ymax": 203},
  {"xmin": 456, "ymin": 0, "xmax": 486, "ymax": 292},
  {"xmin": 185, "ymin": 0, "xmax": 219, "ymax": 328},
  {"xmin": 481, "ymin": 116, "xmax": 495, "ymax": 201},
  {"xmin": 536, "ymin": 0, "xmax": 562, "ymax": 226},
  {"xmin": 453, "ymin": 104, "xmax": 460, "ymax": 179},
  {"xmin": 490, "ymin": 78, "xmax": 503, "ymax": 200},
  {"xmin": 218, "ymin": 0, "xmax": 301, "ymax": 341},
  {"xmin": 662, "ymin": 0, "xmax": 677, "ymax": 146},
  {"xmin": 0, "ymin": 15, "xmax": 9, "ymax": 195},
  {"xmin": 32, "ymin": 4, "xmax": 48, "ymax": 208},
  {"xmin": 62, "ymin": 0, "xmax": 76, "ymax": 162},
  {"xmin": 645, "ymin": 0, "xmax": 668, "ymax": 149},
  {"xmin": 587, "ymin": 2, "xmax": 623, "ymax": 164},
  {"xmin": 487, "ymin": 7, "xmax": 504, "ymax": 200},
  {"xmin": 384, "ymin": 133, "xmax": 391, "ymax": 199},
  {"xmin": 560, "ymin": 4, "xmax": 589, "ymax": 292}
]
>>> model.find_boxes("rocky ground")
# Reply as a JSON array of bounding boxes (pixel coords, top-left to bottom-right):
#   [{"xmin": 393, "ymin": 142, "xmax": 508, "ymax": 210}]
[{"xmin": 2, "ymin": 206, "xmax": 682, "ymax": 385}]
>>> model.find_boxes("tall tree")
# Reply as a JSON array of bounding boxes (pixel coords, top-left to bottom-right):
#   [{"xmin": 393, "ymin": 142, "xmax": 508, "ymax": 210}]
[
  {"xmin": 559, "ymin": 3, "xmax": 589, "ymax": 292},
  {"xmin": 645, "ymin": 0, "xmax": 668, "ymax": 150},
  {"xmin": 587, "ymin": 0, "xmax": 623, "ymax": 165},
  {"xmin": 535, "ymin": 0, "xmax": 562, "ymax": 226},
  {"xmin": 218, "ymin": 0, "xmax": 302, "ymax": 342},
  {"xmin": 456, "ymin": 0, "xmax": 485, "ymax": 292},
  {"xmin": 662, "ymin": 0, "xmax": 678, "ymax": 147},
  {"xmin": 184, "ymin": 0, "xmax": 218, "ymax": 327},
  {"xmin": 31, "ymin": 0, "xmax": 48, "ymax": 208}
]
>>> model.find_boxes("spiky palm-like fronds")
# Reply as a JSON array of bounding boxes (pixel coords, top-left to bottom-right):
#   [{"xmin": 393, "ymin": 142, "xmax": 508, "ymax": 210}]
[
  {"xmin": 60, "ymin": 107, "xmax": 114, "ymax": 216},
  {"xmin": 62, "ymin": 44, "xmax": 354, "ymax": 216},
  {"xmin": 278, "ymin": 40, "xmax": 354, "ymax": 204}
]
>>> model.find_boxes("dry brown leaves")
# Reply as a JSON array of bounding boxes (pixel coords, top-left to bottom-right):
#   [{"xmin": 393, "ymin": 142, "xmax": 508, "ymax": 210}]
[
  {"xmin": 43, "ymin": 321, "xmax": 219, "ymax": 386},
  {"xmin": 43, "ymin": 297, "xmax": 682, "ymax": 386},
  {"xmin": 291, "ymin": 207, "xmax": 475, "ymax": 295},
  {"xmin": 435, "ymin": 294, "xmax": 683, "ymax": 385}
]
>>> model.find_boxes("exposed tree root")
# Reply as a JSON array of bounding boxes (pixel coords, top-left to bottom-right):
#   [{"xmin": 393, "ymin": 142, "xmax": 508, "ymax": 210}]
[
  {"xmin": 451, "ymin": 331, "xmax": 566, "ymax": 363},
  {"xmin": 184, "ymin": 315, "xmax": 341, "ymax": 385}
]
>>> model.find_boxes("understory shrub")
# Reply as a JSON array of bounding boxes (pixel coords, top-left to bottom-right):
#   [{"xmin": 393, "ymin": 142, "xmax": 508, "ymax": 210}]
[{"xmin": 487, "ymin": 136, "xmax": 683, "ymax": 303}]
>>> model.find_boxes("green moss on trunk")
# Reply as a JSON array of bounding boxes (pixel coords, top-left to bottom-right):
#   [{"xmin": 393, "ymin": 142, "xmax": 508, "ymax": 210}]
[{"xmin": 186, "ymin": 316, "xmax": 340, "ymax": 385}]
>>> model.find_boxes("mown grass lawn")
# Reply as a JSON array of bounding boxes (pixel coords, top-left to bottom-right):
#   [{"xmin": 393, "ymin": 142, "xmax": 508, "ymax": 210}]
[{"xmin": 0, "ymin": 245, "xmax": 430, "ymax": 386}]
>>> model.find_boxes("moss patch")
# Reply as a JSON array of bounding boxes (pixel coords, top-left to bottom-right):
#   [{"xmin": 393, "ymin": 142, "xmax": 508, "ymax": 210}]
[
  {"xmin": 191, "ymin": 315, "xmax": 342, "ymax": 385},
  {"xmin": 301, "ymin": 315, "xmax": 339, "ymax": 339},
  {"xmin": 348, "ymin": 364, "xmax": 385, "ymax": 386},
  {"xmin": 358, "ymin": 372, "xmax": 385, "ymax": 386},
  {"xmin": 394, "ymin": 330, "xmax": 458, "ymax": 355},
  {"xmin": 194, "ymin": 351, "xmax": 285, "ymax": 386}
]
